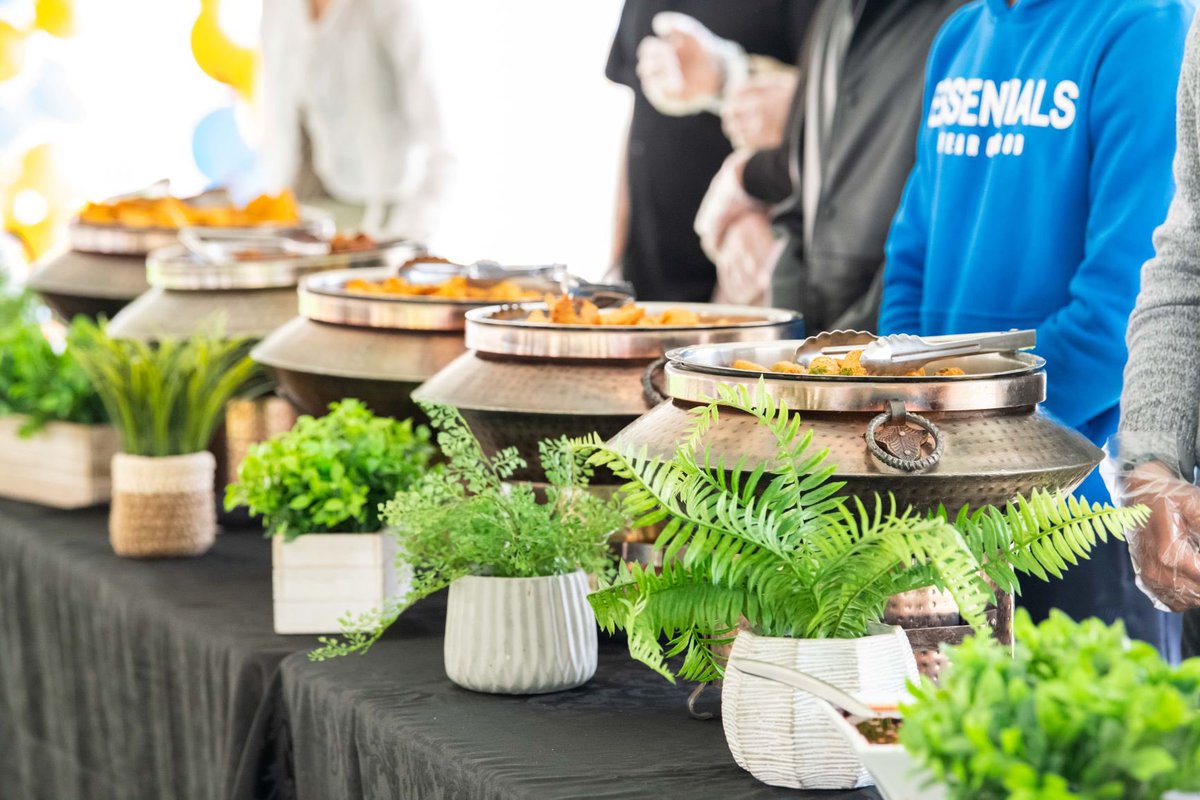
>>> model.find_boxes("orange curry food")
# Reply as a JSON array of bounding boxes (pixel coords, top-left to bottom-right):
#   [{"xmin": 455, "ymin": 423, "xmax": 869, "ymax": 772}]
[
  {"xmin": 343, "ymin": 274, "xmax": 542, "ymax": 302},
  {"xmin": 524, "ymin": 295, "xmax": 742, "ymax": 327},
  {"xmin": 78, "ymin": 190, "xmax": 301, "ymax": 229},
  {"xmin": 732, "ymin": 350, "xmax": 966, "ymax": 378}
]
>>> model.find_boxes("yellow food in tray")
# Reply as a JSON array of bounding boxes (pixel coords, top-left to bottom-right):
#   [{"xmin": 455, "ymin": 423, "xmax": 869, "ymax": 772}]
[
  {"xmin": 78, "ymin": 190, "xmax": 300, "ymax": 229},
  {"xmin": 343, "ymin": 275, "xmax": 542, "ymax": 301},
  {"xmin": 733, "ymin": 352, "xmax": 967, "ymax": 378},
  {"xmin": 524, "ymin": 295, "xmax": 732, "ymax": 327}
]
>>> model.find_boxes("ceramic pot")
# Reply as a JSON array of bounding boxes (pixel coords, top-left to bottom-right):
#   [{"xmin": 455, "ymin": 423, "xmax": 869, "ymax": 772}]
[
  {"xmin": 443, "ymin": 571, "xmax": 597, "ymax": 694},
  {"xmin": 109, "ymin": 451, "xmax": 216, "ymax": 558},
  {"xmin": 722, "ymin": 626, "xmax": 918, "ymax": 790}
]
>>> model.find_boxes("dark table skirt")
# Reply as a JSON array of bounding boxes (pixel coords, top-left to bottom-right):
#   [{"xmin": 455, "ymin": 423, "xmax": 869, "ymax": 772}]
[{"xmin": 0, "ymin": 499, "xmax": 878, "ymax": 800}]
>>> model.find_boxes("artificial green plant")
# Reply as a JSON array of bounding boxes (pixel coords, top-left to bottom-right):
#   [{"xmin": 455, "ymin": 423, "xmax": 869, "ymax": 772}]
[
  {"xmin": 573, "ymin": 382, "xmax": 1150, "ymax": 683},
  {"xmin": 225, "ymin": 399, "xmax": 435, "ymax": 541}
]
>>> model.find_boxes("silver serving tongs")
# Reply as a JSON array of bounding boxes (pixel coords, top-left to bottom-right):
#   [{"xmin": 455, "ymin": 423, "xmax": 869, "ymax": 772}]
[{"xmin": 802, "ymin": 329, "xmax": 1036, "ymax": 375}]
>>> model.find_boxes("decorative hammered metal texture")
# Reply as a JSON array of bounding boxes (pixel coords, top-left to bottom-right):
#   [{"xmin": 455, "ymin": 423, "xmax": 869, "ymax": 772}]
[
  {"xmin": 108, "ymin": 287, "xmax": 302, "ymax": 341},
  {"xmin": 28, "ymin": 250, "xmax": 150, "ymax": 302}
]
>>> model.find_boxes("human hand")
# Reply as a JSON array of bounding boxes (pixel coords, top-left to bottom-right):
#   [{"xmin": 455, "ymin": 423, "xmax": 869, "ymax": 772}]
[
  {"xmin": 1121, "ymin": 460, "xmax": 1200, "ymax": 611},
  {"xmin": 712, "ymin": 209, "xmax": 775, "ymax": 306},
  {"xmin": 695, "ymin": 151, "xmax": 761, "ymax": 262},
  {"xmin": 635, "ymin": 12, "xmax": 743, "ymax": 117},
  {"xmin": 722, "ymin": 70, "xmax": 798, "ymax": 150}
]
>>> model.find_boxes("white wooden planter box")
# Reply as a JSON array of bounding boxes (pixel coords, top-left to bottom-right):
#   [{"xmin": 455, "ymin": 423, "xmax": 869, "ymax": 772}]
[
  {"xmin": 0, "ymin": 416, "xmax": 119, "ymax": 509},
  {"xmin": 272, "ymin": 531, "xmax": 409, "ymax": 635}
]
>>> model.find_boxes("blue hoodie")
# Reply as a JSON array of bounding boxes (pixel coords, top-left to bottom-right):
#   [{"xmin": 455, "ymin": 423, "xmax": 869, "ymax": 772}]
[{"xmin": 879, "ymin": 0, "xmax": 1195, "ymax": 494}]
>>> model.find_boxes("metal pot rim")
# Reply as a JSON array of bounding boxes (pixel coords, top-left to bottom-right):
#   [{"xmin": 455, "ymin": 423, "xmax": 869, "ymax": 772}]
[
  {"xmin": 68, "ymin": 210, "xmax": 333, "ymax": 256},
  {"xmin": 464, "ymin": 302, "xmax": 801, "ymax": 360}
]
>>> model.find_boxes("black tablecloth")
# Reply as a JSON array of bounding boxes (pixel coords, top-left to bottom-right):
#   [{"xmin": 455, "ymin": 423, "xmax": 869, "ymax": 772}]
[
  {"xmin": 0, "ymin": 500, "xmax": 299, "ymax": 800},
  {"xmin": 0, "ymin": 499, "xmax": 878, "ymax": 800}
]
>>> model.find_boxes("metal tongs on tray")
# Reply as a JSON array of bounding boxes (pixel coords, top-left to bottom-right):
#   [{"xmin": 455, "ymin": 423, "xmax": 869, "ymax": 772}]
[{"xmin": 799, "ymin": 329, "xmax": 1036, "ymax": 376}]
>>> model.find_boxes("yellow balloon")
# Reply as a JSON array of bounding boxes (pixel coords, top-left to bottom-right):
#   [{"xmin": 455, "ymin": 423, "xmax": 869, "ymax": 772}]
[
  {"xmin": 35, "ymin": 0, "xmax": 76, "ymax": 38},
  {"xmin": 191, "ymin": 7, "xmax": 257, "ymax": 100},
  {"xmin": 3, "ymin": 144, "xmax": 77, "ymax": 259},
  {"xmin": 0, "ymin": 22, "xmax": 26, "ymax": 83}
]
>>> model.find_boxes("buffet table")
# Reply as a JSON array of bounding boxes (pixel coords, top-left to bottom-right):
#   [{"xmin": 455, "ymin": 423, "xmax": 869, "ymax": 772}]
[{"xmin": 0, "ymin": 499, "xmax": 880, "ymax": 800}]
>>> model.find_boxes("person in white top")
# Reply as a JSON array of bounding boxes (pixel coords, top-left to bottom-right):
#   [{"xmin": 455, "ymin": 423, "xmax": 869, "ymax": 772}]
[{"xmin": 259, "ymin": 0, "xmax": 452, "ymax": 242}]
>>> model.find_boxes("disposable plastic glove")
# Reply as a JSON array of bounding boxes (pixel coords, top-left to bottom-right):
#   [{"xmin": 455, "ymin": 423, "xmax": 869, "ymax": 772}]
[
  {"xmin": 722, "ymin": 70, "xmax": 799, "ymax": 150},
  {"xmin": 695, "ymin": 150, "xmax": 761, "ymax": 263},
  {"xmin": 1112, "ymin": 459, "xmax": 1200, "ymax": 612},
  {"xmin": 635, "ymin": 12, "xmax": 748, "ymax": 117},
  {"xmin": 712, "ymin": 209, "xmax": 776, "ymax": 306}
]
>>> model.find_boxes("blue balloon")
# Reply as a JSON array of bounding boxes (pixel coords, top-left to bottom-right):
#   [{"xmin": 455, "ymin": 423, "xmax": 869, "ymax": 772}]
[
  {"xmin": 192, "ymin": 106, "xmax": 256, "ymax": 185},
  {"xmin": 28, "ymin": 61, "xmax": 82, "ymax": 123}
]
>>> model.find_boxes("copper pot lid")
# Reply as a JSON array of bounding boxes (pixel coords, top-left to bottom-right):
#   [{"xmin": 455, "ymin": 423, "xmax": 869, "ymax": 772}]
[
  {"xmin": 145, "ymin": 239, "xmax": 423, "ymax": 291},
  {"xmin": 298, "ymin": 264, "xmax": 631, "ymax": 333},
  {"xmin": 107, "ymin": 286, "xmax": 301, "ymax": 342},
  {"xmin": 663, "ymin": 339, "xmax": 1046, "ymax": 413},
  {"xmin": 464, "ymin": 302, "xmax": 801, "ymax": 361},
  {"xmin": 26, "ymin": 250, "xmax": 149, "ymax": 300}
]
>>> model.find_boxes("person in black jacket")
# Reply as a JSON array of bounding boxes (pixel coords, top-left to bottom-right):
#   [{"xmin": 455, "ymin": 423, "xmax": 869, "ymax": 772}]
[
  {"xmin": 695, "ymin": 0, "xmax": 967, "ymax": 331},
  {"xmin": 607, "ymin": 1, "xmax": 813, "ymax": 303}
]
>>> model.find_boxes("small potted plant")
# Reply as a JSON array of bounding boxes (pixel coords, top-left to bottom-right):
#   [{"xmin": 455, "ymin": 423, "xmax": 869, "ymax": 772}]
[
  {"xmin": 574, "ymin": 383, "xmax": 1149, "ymax": 790},
  {"xmin": 900, "ymin": 609, "xmax": 1200, "ymax": 800},
  {"xmin": 69, "ymin": 318, "xmax": 267, "ymax": 558},
  {"xmin": 312, "ymin": 403, "xmax": 625, "ymax": 696},
  {"xmin": 0, "ymin": 291, "xmax": 115, "ymax": 508},
  {"xmin": 225, "ymin": 399, "xmax": 435, "ymax": 634}
]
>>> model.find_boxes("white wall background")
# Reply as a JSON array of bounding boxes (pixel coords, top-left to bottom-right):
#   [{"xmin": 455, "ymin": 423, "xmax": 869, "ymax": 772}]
[{"xmin": 419, "ymin": 0, "xmax": 631, "ymax": 280}]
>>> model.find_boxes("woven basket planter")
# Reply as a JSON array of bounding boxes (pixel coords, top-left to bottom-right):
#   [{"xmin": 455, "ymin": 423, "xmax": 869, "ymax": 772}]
[
  {"xmin": 109, "ymin": 451, "xmax": 216, "ymax": 558},
  {"xmin": 722, "ymin": 627, "xmax": 918, "ymax": 790},
  {"xmin": 444, "ymin": 572, "xmax": 597, "ymax": 695}
]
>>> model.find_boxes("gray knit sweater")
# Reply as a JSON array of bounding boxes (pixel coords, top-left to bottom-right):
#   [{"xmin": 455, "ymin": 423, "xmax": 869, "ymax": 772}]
[{"xmin": 1121, "ymin": 20, "xmax": 1200, "ymax": 476}]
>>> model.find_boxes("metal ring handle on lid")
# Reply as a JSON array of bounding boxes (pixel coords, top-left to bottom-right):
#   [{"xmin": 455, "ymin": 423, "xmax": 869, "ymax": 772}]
[
  {"xmin": 865, "ymin": 400, "xmax": 946, "ymax": 473},
  {"xmin": 641, "ymin": 356, "xmax": 670, "ymax": 408}
]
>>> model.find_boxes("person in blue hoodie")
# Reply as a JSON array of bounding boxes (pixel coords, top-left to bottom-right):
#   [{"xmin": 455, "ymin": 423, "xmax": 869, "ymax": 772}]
[{"xmin": 878, "ymin": 0, "xmax": 1195, "ymax": 655}]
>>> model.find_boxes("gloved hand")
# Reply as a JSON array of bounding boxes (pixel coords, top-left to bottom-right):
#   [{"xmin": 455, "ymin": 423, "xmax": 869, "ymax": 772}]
[
  {"xmin": 722, "ymin": 70, "xmax": 799, "ymax": 150},
  {"xmin": 635, "ymin": 12, "xmax": 748, "ymax": 117},
  {"xmin": 1113, "ymin": 459, "xmax": 1200, "ymax": 612},
  {"xmin": 695, "ymin": 150, "xmax": 762, "ymax": 263},
  {"xmin": 712, "ymin": 209, "xmax": 776, "ymax": 306}
]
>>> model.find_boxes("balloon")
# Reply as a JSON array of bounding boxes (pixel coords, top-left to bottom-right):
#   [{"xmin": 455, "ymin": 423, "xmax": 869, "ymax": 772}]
[
  {"xmin": 29, "ymin": 61, "xmax": 82, "ymax": 123},
  {"xmin": 192, "ymin": 106, "xmax": 256, "ymax": 185},
  {"xmin": 190, "ymin": 5, "xmax": 256, "ymax": 100},
  {"xmin": 2, "ymin": 143, "xmax": 75, "ymax": 259},
  {"xmin": 34, "ymin": 0, "xmax": 75, "ymax": 38},
  {"xmin": 0, "ymin": 21, "xmax": 26, "ymax": 83}
]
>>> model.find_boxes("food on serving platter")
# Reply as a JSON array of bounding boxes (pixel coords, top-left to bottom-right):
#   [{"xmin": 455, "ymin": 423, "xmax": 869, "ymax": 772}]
[
  {"xmin": 329, "ymin": 232, "xmax": 377, "ymax": 253},
  {"xmin": 523, "ymin": 296, "xmax": 735, "ymax": 327},
  {"xmin": 342, "ymin": 274, "xmax": 542, "ymax": 302},
  {"xmin": 77, "ymin": 190, "xmax": 301, "ymax": 229},
  {"xmin": 732, "ymin": 350, "xmax": 970, "ymax": 378},
  {"xmin": 855, "ymin": 716, "xmax": 903, "ymax": 745}
]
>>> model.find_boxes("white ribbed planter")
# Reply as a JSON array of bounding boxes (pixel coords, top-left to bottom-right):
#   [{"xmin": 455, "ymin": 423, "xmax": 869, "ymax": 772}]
[
  {"xmin": 444, "ymin": 572, "xmax": 597, "ymax": 694},
  {"xmin": 109, "ymin": 451, "xmax": 216, "ymax": 558},
  {"xmin": 723, "ymin": 627, "xmax": 919, "ymax": 790},
  {"xmin": 821, "ymin": 705, "xmax": 946, "ymax": 800},
  {"xmin": 272, "ymin": 532, "xmax": 411, "ymax": 635}
]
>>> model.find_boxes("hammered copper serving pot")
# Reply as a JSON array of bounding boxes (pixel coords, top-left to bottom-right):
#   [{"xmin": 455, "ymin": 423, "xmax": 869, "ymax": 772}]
[
  {"xmin": 611, "ymin": 338, "xmax": 1102, "ymax": 675},
  {"xmin": 412, "ymin": 303, "xmax": 802, "ymax": 483},
  {"xmin": 251, "ymin": 266, "xmax": 605, "ymax": 422}
]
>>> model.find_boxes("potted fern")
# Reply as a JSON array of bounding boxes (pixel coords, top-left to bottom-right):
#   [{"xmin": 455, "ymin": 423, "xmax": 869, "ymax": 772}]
[
  {"xmin": 69, "ymin": 318, "xmax": 268, "ymax": 558},
  {"xmin": 0, "ymin": 290, "xmax": 115, "ymax": 508},
  {"xmin": 225, "ymin": 399, "xmax": 435, "ymax": 634},
  {"xmin": 312, "ymin": 403, "xmax": 625, "ymax": 695},
  {"xmin": 575, "ymin": 384, "xmax": 1148, "ymax": 791}
]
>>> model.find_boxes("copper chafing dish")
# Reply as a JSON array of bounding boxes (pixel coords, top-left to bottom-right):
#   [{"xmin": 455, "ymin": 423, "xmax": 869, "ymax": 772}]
[
  {"xmin": 610, "ymin": 334, "xmax": 1102, "ymax": 676},
  {"xmin": 412, "ymin": 301, "xmax": 802, "ymax": 482},
  {"xmin": 106, "ymin": 237, "xmax": 419, "ymax": 341},
  {"xmin": 251, "ymin": 263, "xmax": 617, "ymax": 421},
  {"xmin": 27, "ymin": 208, "xmax": 333, "ymax": 322}
]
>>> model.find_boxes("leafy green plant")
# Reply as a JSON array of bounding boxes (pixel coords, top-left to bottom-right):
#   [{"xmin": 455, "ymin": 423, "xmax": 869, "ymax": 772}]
[
  {"xmin": 0, "ymin": 293, "xmax": 105, "ymax": 435},
  {"xmin": 225, "ymin": 399, "xmax": 434, "ymax": 540},
  {"xmin": 310, "ymin": 403, "xmax": 625, "ymax": 660},
  {"xmin": 901, "ymin": 610, "xmax": 1200, "ymax": 800},
  {"xmin": 68, "ymin": 318, "xmax": 268, "ymax": 456},
  {"xmin": 572, "ymin": 383, "xmax": 1149, "ymax": 683}
]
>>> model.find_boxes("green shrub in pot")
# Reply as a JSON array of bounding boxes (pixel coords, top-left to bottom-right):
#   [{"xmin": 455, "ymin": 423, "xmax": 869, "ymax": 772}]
[
  {"xmin": 901, "ymin": 610, "xmax": 1200, "ymax": 800},
  {"xmin": 312, "ymin": 402, "xmax": 625, "ymax": 694},
  {"xmin": 572, "ymin": 383, "xmax": 1149, "ymax": 790},
  {"xmin": 68, "ymin": 318, "xmax": 267, "ymax": 557},
  {"xmin": 225, "ymin": 399, "xmax": 435, "ymax": 540}
]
